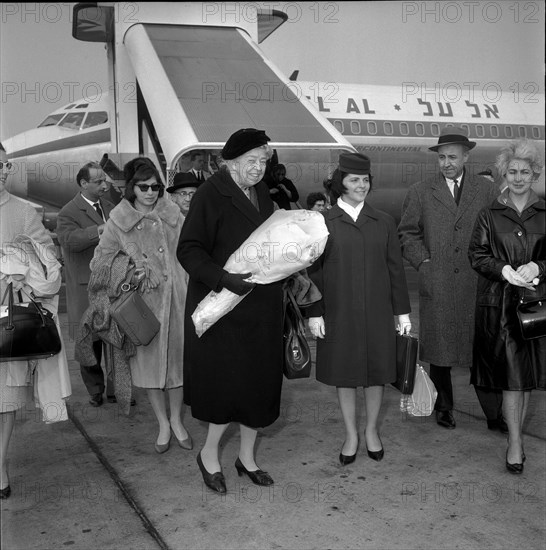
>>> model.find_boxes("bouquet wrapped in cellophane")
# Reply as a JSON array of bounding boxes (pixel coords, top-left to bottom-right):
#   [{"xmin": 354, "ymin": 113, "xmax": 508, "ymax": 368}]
[{"xmin": 192, "ymin": 209, "xmax": 329, "ymax": 337}]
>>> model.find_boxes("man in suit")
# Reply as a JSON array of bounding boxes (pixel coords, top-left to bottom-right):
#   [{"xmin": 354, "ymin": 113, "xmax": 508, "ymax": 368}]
[
  {"xmin": 187, "ymin": 151, "xmax": 210, "ymax": 182},
  {"xmin": 398, "ymin": 127, "xmax": 505, "ymax": 432},
  {"xmin": 56, "ymin": 161, "xmax": 115, "ymax": 407},
  {"xmin": 167, "ymin": 172, "xmax": 201, "ymax": 217}
]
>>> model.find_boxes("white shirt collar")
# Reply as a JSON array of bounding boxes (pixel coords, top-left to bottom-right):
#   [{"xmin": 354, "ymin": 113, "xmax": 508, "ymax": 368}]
[{"xmin": 337, "ymin": 197, "xmax": 364, "ymax": 222}]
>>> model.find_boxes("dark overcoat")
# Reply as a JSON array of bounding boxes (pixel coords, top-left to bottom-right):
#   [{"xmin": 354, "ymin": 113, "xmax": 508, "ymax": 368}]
[
  {"xmin": 176, "ymin": 170, "xmax": 283, "ymax": 428},
  {"xmin": 398, "ymin": 172, "xmax": 499, "ymax": 367},
  {"xmin": 468, "ymin": 195, "xmax": 546, "ymax": 390},
  {"xmin": 306, "ymin": 203, "xmax": 410, "ymax": 387},
  {"xmin": 56, "ymin": 193, "xmax": 115, "ymax": 336}
]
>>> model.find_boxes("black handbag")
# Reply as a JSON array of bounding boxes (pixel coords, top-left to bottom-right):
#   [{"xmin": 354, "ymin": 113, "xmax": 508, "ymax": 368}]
[
  {"xmin": 517, "ymin": 298, "xmax": 546, "ymax": 340},
  {"xmin": 110, "ymin": 270, "xmax": 160, "ymax": 346},
  {"xmin": 282, "ymin": 286, "xmax": 311, "ymax": 379},
  {"xmin": 0, "ymin": 283, "xmax": 62, "ymax": 362},
  {"xmin": 392, "ymin": 333, "xmax": 418, "ymax": 394}
]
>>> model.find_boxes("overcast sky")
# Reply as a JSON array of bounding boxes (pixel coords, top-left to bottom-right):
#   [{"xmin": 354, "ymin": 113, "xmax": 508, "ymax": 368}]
[{"xmin": 1, "ymin": 1, "xmax": 544, "ymax": 140}]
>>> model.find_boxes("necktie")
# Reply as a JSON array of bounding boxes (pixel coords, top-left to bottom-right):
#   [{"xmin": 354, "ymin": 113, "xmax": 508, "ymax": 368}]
[
  {"xmin": 453, "ymin": 179, "xmax": 461, "ymax": 206},
  {"xmin": 198, "ymin": 171, "xmax": 204, "ymax": 181},
  {"xmin": 93, "ymin": 202, "xmax": 104, "ymax": 221}
]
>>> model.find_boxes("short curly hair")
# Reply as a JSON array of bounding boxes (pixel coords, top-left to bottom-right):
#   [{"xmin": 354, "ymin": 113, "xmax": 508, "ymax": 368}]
[
  {"xmin": 123, "ymin": 157, "xmax": 164, "ymax": 203},
  {"xmin": 496, "ymin": 139, "xmax": 544, "ymax": 180},
  {"xmin": 306, "ymin": 192, "xmax": 327, "ymax": 209}
]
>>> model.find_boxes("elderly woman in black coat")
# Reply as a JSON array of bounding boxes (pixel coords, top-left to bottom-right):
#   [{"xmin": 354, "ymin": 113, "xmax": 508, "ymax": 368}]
[
  {"xmin": 307, "ymin": 153, "xmax": 411, "ymax": 466},
  {"xmin": 177, "ymin": 129, "xmax": 282, "ymax": 494},
  {"xmin": 468, "ymin": 138, "xmax": 545, "ymax": 474}
]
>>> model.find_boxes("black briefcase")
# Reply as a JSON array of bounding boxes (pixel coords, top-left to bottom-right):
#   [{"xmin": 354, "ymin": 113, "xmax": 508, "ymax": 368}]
[{"xmin": 392, "ymin": 333, "xmax": 418, "ymax": 394}]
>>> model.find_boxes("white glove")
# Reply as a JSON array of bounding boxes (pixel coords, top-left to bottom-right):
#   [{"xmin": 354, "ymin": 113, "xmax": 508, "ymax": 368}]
[
  {"xmin": 516, "ymin": 261, "xmax": 540, "ymax": 284},
  {"xmin": 308, "ymin": 316, "xmax": 325, "ymax": 339},
  {"xmin": 502, "ymin": 265, "xmax": 536, "ymax": 290},
  {"xmin": 397, "ymin": 314, "xmax": 412, "ymax": 334}
]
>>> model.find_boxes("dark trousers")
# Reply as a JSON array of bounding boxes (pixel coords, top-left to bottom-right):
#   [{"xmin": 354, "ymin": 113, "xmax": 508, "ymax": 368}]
[
  {"xmin": 430, "ymin": 365, "xmax": 453, "ymax": 411},
  {"xmin": 80, "ymin": 340, "xmax": 114, "ymax": 396},
  {"xmin": 430, "ymin": 364, "xmax": 503, "ymax": 419}
]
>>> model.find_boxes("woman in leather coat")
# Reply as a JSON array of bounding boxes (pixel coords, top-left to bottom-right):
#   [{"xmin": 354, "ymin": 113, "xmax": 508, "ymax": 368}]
[{"xmin": 468, "ymin": 139, "xmax": 545, "ymax": 475}]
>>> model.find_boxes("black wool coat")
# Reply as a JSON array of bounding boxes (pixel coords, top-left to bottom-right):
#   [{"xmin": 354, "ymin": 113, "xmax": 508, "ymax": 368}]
[
  {"xmin": 176, "ymin": 170, "xmax": 283, "ymax": 428},
  {"xmin": 468, "ymin": 196, "xmax": 546, "ymax": 390},
  {"xmin": 307, "ymin": 203, "xmax": 411, "ymax": 387}
]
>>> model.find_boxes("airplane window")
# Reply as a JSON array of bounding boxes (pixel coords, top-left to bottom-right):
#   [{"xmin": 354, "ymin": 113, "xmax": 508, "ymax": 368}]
[
  {"xmin": 65, "ymin": 104, "xmax": 76, "ymax": 109},
  {"xmin": 460, "ymin": 124, "xmax": 470, "ymax": 136},
  {"xmin": 384, "ymin": 122, "xmax": 393, "ymax": 136},
  {"xmin": 504, "ymin": 126, "xmax": 513, "ymax": 138},
  {"xmin": 38, "ymin": 114, "xmax": 65, "ymax": 128},
  {"xmin": 58, "ymin": 113, "xmax": 85, "ymax": 130},
  {"xmin": 400, "ymin": 122, "xmax": 409, "ymax": 136},
  {"xmin": 76, "ymin": 104, "xmax": 89, "ymax": 109},
  {"xmin": 351, "ymin": 121, "xmax": 361, "ymax": 135},
  {"xmin": 491, "ymin": 125, "xmax": 499, "ymax": 138},
  {"xmin": 532, "ymin": 127, "xmax": 540, "ymax": 139},
  {"xmin": 82, "ymin": 111, "xmax": 108, "ymax": 129},
  {"xmin": 366, "ymin": 121, "xmax": 377, "ymax": 135},
  {"xmin": 518, "ymin": 126, "xmax": 526, "ymax": 137},
  {"xmin": 476, "ymin": 125, "xmax": 485, "ymax": 138},
  {"xmin": 415, "ymin": 123, "xmax": 425, "ymax": 136},
  {"xmin": 333, "ymin": 120, "xmax": 344, "ymax": 133},
  {"xmin": 431, "ymin": 123, "xmax": 440, "ymax": 136}
]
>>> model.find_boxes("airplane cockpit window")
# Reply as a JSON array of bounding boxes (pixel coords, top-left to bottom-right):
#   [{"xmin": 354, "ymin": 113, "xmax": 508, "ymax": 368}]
[
  {"xmin": 58, "ymin": 113, "xmax": 85, "ymax": 130},
  {"xmin": 82, "ymin": 111, "xmax": 108, "ymax": 129},
  {"xmin": 76, "ymin": 103, "xmax": 89, "ymax": 109},
  {"xmin": 38, "ymin": 114, "xmax": 65, "ymax": 128},
  {"xmin": 65, "ymin": 104, "xmax": 76, "ymax": 109}
]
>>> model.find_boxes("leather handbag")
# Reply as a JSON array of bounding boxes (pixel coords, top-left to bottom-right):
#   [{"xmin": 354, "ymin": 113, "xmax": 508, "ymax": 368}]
[
  {"xmin": 0, "ymin": 283, "xmax": 62, "ymax": 362},
  {"xmin": 283, "ymin": 286, "xmax": 311, "ymax": 379},
  {"xmin": 110, "ymin": 271, "xmax": 160, "ymax": 346},
  {"xmin": 517, "ymin": 298, "xmax": 546, "ymax": 340},
  {"xmin": 392, "ymin": 333, "xmax": 418, "ymax": 394}
]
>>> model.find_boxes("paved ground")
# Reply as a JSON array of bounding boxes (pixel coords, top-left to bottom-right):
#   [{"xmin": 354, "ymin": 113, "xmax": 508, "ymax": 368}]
[{"xmin": 1, "ymin": 271, "xmax": 545, "ymax": 550}]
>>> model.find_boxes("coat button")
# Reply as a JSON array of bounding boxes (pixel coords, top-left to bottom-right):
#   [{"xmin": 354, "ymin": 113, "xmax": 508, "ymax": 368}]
[
  {"xmin": 158, "ymin": 247, "xmax": 164, "ymax": 253},
  {"xmin": 517, "ymin": 231, "xmax": 523, "ymax": 237},
  {"xmin": 153, "ymin": 221, "xmax": 158, "ymax": 226},
  {"xmin": 136, "ymin": 224, "xmax": 142, "ymax": 230},
  {"xmin": 454, "ymin": 268, "xmax": 459, "ymax": 273},
  {"xmin": 164, "ymin": 275, "xmax": 168, "ymax": 281}
]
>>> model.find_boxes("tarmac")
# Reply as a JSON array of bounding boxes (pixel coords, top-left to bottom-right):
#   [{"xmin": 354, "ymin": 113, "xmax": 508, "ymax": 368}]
[{"xmin": 1, "ymin": 268, "xmax": 545, "ymax": 550}]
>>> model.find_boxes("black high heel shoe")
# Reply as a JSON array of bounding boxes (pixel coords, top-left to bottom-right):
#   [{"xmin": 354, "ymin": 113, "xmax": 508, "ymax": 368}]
[
  {"xmin": 366, "ymin": 436, "xmax": 384, "ymax": 462},
  {"xmin": 339, "ymin": 439, "xmax": 359, "ymax": 466},
  {"xmin": 197, "ymin": 453, "xmax": 227, "ymax": 493},
  {"xmin": 505, "ymin": 450, "xmax": 524, "ymax": 474},
  {"xmin": 235, "ymin": 458, "xmax": 274, "ymax": 486}
]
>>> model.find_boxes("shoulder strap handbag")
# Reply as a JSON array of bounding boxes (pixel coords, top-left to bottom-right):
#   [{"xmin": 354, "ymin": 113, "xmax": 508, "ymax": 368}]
[
  {"xmin": 0, "ymin": 283, "xmax": 62, "ymax": 362},
  {"xmin": 282, "ymin": 286, "xmax": 311, "ymax": 379},
  {"xmin": 110, "ymin": 269, "xmax": 160, "ymax": 346},
  {"xmin": 517, "ymin": 298, "xmax": 546, "ymax": 340}
]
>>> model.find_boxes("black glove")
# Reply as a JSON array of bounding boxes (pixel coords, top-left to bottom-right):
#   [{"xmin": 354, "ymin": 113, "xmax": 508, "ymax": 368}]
[{"xmin": 220, "ymin": 272, "xmax": 256, "ymax": 296}]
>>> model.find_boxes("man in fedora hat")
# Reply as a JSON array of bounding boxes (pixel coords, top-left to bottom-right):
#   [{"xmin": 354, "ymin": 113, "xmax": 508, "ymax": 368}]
[
  {"xmin": 167, "ymin": 172, "xmax": 201, "ymax": 216},
  {"xmin": 398, "ymin": 127, "xmax": 505, "ymax": 432}
]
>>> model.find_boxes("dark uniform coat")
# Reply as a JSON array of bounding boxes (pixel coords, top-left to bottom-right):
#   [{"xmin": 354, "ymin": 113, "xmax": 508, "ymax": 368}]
[
  {"xmin": 398, "ymin": 172, "xmax": 499, "ymax": 367},
  {"xmin": 56, "ymin": 193, "xmax": 115, "ymax": 337},
  {"xmin": 468, "ymin": 194, "xmax": 546, "ymax": 390},
  {"xmin": 306, "ymin": 203, "xmax": 410, "ymax": 387},
  {"xmin": 177, "ymin": 170, "xmax": 283, "ymax": 428}
]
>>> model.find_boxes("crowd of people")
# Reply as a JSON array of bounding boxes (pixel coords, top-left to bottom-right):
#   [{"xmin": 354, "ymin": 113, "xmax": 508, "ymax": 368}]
[{"xmin": 0, "ymin": 129, "xmax": 544, "ymax": 499}]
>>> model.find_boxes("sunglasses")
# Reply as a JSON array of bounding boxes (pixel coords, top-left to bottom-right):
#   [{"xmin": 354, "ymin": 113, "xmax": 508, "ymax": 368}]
[
  {"xmin": 135, "ymin": 184, "xmax": 162, "ymax": 192},
  {"xmin": 0, "ymin": 162, "xmax": 13, "ymax": 170}
]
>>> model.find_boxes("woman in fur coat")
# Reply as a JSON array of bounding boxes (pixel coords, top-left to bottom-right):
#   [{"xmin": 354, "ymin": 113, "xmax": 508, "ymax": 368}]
[{"xmin": 91, "ymin": 157, "xmax": 191, "ymax": 454}]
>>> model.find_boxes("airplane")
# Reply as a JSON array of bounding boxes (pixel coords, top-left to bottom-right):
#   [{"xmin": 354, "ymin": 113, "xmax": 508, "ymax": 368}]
[{"xmin": 3, "ymin": 3, "xmax": 544, "ymax": 229}]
